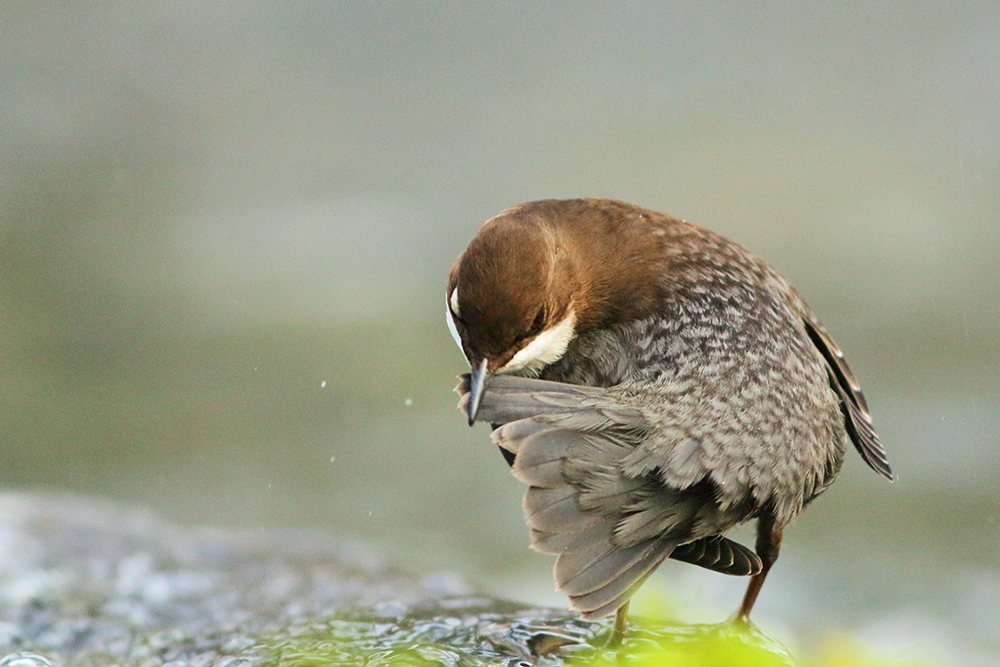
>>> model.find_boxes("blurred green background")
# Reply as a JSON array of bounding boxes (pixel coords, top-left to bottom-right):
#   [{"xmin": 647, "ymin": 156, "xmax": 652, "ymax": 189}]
[{"xmin": 1, "ymin": 3, "xmax": 997, "ymax": 665}]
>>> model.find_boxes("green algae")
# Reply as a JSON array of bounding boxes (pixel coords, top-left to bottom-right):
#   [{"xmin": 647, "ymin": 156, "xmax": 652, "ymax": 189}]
[
  {"xmin": 249, "ymin": 597, "xmax": 943, "ymax": 667},
  {"xmin": 249, "ymin": 598, "xmax": 798, "ymax": 667}
]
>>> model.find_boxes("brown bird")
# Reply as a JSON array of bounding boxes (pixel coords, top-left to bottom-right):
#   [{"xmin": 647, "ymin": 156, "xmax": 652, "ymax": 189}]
[{"xmin": 446, "ymin": 198, "xmax": 892, "ymax": 645}]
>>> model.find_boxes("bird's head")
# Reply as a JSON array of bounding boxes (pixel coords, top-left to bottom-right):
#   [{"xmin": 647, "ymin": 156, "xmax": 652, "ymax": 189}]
[
  {"xmin": 446, "ymin": 205, "xmax": 581, "ymax": 424},
  {"xmin": 447, "ymin": 198, "xmax": 674, "ymax": 424}
]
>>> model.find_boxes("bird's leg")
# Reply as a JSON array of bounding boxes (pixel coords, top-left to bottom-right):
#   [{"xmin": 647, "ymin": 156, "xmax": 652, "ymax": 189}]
[
  {"xmin": 735, "ymin": 514, "xmax": 783, "ymax": 623},
  {"xmin": 606, "ymin": 600, "xmax": 630, "ymax": 647}
]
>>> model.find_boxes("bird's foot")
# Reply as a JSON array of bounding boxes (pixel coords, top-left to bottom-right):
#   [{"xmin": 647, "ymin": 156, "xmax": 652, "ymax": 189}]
[
  {"xmin": 727, "ymin": 610, "xmax": 758, "ymax": 630},
  {"xmin": 604, "ymin": 602, "xmax": 630, "ymax": 648}
]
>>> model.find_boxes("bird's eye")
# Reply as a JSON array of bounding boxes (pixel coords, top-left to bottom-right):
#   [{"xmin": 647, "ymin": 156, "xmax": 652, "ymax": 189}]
[{"xmin": 529, "ymin": 307, "xmax": 546, "ymax": 334}]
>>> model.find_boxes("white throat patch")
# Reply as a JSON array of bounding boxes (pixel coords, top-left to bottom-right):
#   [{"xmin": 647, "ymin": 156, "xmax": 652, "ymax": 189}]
[{"xmin": 500, "ymin": 311, "xmax": 577, "ymax": 375}]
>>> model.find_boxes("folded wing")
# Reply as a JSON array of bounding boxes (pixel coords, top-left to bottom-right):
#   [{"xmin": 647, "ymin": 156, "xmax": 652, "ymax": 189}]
[{"xmin": 458, "ymin": 374, "xmax": 761, "ymax": 619}]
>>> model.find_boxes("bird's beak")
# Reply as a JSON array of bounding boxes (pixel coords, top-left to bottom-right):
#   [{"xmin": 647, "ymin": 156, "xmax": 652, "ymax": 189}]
[{"xmin": 465, "ymin": 357, "xmax": 490, "ymax": 426}]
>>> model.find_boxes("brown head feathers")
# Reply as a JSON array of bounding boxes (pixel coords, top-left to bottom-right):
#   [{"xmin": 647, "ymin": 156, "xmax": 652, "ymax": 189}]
[{"xmin": 447, "ymin": 198, "xmax": 688, "ymax": 374}]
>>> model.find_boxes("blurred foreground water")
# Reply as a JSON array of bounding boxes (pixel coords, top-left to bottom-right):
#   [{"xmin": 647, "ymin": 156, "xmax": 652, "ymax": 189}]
[
  {"xmin": 0, "ymin": 492, "xmax": 806, "ymax": 667},
  {"xmin": 0, "ymin": 492, "xmax": 950, "ymax": 667}
]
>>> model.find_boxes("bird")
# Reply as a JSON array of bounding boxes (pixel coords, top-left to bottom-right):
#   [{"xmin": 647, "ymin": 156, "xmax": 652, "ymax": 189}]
[{"xmin": 445, "ymin": 198, "xmax": 892, "ymax": 645}]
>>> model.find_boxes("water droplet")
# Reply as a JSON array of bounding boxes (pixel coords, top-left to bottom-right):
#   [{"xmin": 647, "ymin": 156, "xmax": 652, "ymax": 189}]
[{"xmin": 0, "ymin": 653, "xmax": 53, "ymax": 667}]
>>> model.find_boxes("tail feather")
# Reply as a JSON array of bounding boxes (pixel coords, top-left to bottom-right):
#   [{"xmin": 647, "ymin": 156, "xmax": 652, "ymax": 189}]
[
  {"xmin": 574, "ymin": 543, "xmax": 675, "ymax": 619},
  {"xmin": 669, "ymin": 536, "xmax": 762, "ymax": 576},
  {"xmin": 568, "ymin": 538, "xmax": 677, "ymax": 617},
  {"xmin": 554, "ymin": 536, "xmax": 664, "ymax": 597}
]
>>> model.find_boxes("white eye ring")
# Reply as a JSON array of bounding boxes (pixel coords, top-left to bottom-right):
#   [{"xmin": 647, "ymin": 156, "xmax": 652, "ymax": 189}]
[{"xmin": 445, "ymin": 292, "xmax": 469, "ymax": 365}]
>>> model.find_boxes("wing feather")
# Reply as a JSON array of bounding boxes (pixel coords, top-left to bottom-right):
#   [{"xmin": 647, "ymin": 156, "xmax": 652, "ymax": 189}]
[
  {"xmin": 803, "ymin": 318, "xmax": 893, "ymax": 481},
  {"xmin": 457, "ymin": 373, "xmax": 757, "ymax": 620}
]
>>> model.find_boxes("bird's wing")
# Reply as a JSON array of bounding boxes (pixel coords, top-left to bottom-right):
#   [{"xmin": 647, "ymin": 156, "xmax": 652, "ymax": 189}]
[
  {"xmin": 802, "ymin": 317, "xmax": 893, "ymax": 481},
  {"xmin": 457, "ymin": 374, "xmax": 760, "ymax": 619}
]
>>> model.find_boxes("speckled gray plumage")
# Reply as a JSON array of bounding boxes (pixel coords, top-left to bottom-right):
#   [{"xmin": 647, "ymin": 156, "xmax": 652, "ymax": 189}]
[
  {"xmin": 529, "ymin": 213, "xmax": 851, "ymax": 527},
  {"xmin": 451, "ymin": 198, "xmax": 891, "ymax": 624}
]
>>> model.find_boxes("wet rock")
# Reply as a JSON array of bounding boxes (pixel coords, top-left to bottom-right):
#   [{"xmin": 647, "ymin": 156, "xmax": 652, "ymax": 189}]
[{"xmin": 0, "ymin": 493, "xmax": 797, "ymax": 666}]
